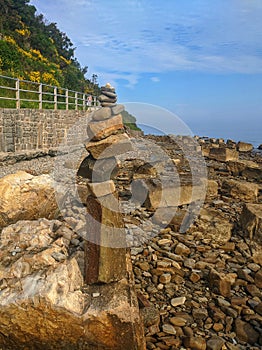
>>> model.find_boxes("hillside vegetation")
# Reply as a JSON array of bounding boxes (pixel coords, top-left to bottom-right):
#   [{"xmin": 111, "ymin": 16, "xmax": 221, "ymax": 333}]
[{"xmin": 0, "ymin": 0, "xmax": 99, "ymax": 95}]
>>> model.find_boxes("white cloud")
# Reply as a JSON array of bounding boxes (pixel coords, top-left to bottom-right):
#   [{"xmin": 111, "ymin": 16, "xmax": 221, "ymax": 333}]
[
  {"xmin": 151, "ymin": 77, "xmax": 160, "ymax": 83},
  {"xmin": 31, "ymin": 0, "xmax": 262, "ymax": 87}
]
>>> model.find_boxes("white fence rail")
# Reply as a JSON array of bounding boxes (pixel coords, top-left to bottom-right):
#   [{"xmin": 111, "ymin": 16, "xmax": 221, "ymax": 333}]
[{"xmin": 0, "ymin": 74, "xmax": 99, "ymax": 110}]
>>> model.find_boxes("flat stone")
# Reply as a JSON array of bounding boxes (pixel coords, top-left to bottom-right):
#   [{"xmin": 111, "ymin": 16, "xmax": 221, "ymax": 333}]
[
  {"xmin": 77, "ymin": 155, "xmax": 119, "ymax": 182},
  {"xmin": 171, "ymin": 296, "xmax": 186, "ymax": 307},
  {"xmin": 162, "ymin": 323, "xmax": 176, "ymax": 335},
  {"xmin": 183, "ymin": 336, "xmax": 207, "ymax": 350},
  {"xmin": 222, "ymin": 179, "xmax": 258, "ymax": 202},
  {"xmin": 208, "ymin": 147, "xmax": 239, "ymax": 162},
  {"xmin": 92, "ymin": 107, "xmax": 112, "ymax": 121},
  {"xmin": 98, "ymin": 93, "xmax": 117, "ymax": 103},
  {"xmin": 87, "ymin": 114, "xmax": 124, "ymax": 141},
  {"xmin": 87, "ymin": 180, "xmax": 116, "ymax": 198},
  {"xmin": 85, "ymin": 133, "xmax": 133, "ymax": 159},
  {"xmin": 237, "ymin": 141, "xmax": 253, "ymax": 152}
]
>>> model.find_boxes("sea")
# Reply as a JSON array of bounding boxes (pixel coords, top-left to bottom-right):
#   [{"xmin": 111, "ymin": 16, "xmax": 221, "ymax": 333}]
[{"xmin": 139, "ymin": 121, "xmax": 262, "ymax": 149}]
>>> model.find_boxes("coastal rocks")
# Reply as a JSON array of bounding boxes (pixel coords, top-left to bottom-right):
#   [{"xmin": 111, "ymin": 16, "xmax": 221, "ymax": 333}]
[
  {"xmin": 240, "ymin": 203, "xmax": 262, "ymax": 243},
  {"xmin": 221, "ymin": 179, "xmax": 259, "ymax": 202},
  {"xmin": 0, "ymin": 219, "xmax": 145, "ymax": 350},
  {"xmin": 237, "ymin": 141, "xmax": 253, "ymax": 152},
  {"xmin": 207, "ymin": 147, "xmax": 239, "ymax": 162},
  {"xmin": 0, "ymin": 171, "xmax": 61, "ymax": 229},
  {"xmin": 190, "ymin": 207, "xmax": 233, "ymax": 244}
]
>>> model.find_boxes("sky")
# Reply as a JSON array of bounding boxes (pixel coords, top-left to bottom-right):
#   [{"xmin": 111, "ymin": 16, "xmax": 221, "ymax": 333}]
[{"xmin": 30, "ymin": 0, "xmax": 262, "ymax": 145}]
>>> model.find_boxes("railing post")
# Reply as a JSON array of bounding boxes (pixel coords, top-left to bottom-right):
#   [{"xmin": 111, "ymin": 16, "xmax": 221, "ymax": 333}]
[
  {"xmin": 66, "ymin": 89, "xmax": 69, "ymax": 110},
  {"xmin": 83, "ymin": 93, "xmax": 86, "ymax": 110},
  {"xmin": 16, "ymin": 78, "xmax": 20, "ymax": 109},
  {"xmin": 39, "ymin": 83, "xmax": 42, "ymax": 109},
  {"xmin": 75, "ymin": 92, "xmax": 78, "ymax": 110},
  {"xmin": 54, "ymin": 86, "xmax": 57, "ymax": 110}
]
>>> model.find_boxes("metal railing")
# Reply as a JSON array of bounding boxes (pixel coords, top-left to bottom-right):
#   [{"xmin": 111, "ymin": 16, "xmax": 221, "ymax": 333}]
[{"xmin": 0, "ymin": 74, "xmax": 99, "ymax": 110}]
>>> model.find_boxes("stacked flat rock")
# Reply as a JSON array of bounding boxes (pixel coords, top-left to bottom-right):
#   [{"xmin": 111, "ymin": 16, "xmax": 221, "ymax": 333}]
[{"xmin": 83, "ymin": 83, "xmax": 133, "ymax": 284}]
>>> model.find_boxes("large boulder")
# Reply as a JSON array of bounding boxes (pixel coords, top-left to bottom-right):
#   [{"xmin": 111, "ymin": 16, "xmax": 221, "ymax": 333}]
[
  {"xmin": 0, "ymin": 219, "xmax": 145, "ymax": 350},
  {"xmin": 240, "ymin": 203, "xmax": 262, "ymax": 243},
  {"xmin": 221, "ymin": 179, "xmax": 259, "ymax": 202},
  {"xmin": 0, "ymin": 171, "xmax": 61, "ymax": 229}
]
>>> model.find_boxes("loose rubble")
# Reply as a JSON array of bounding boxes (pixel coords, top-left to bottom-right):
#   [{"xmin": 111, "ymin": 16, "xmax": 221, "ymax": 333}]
[{"xmin": 0, "ymin": 131, "xmax": 261, "ymax": 349}]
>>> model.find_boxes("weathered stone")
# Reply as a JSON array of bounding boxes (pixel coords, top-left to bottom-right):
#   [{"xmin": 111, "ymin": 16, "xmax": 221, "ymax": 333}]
[
  {"xmin": 98, "ymin": 93, "xmax": 117, "ymax": 103},
  {"xmin": 0, "ymin": 171, "xmax": 61, "ymax": 229},
  {"xmin": 140, "ymin": 305, "xmax": 160, "ymax": 327},
  {"xmin": 85, "ymin": 133, "xmax": 133, "ymax": 159},
  {"xmin": 171, "ymin": 296, "xmax": 186, "ymax": 307},
  {"xmin": 240, "ymin": 203, "xmax": 262, "ymax": 243},
  {"xmin": 208, "ymin": 147, "xmax": 239, "ymax": 162},
  {"xmin": 222, "ymin": 179, "xmax": 258, "ymax": 202},
  {"xmin": 235, "ymin": 318, "xmax": 259, "ymax": 345},
  {"xmin": 77, "ymin": 155, "xmax": 119, "ymax": 182},
  {"xmin": 183, "ymin": 336, "xmax": 207, "ymax": 350},
  {"xmin": 206, "ymin": 180, "xmax": 218, "ymax": 200},
  {"xmin": 227, "ymin": 159, "xmax": 259, "ymax": 176},
  {"xmin": 111, "ymin": 104, "xmax": 125, "ymax": 115},
  {"xmin": 206, "ymin": 336, "xmax": 225, "ymax": 350},
  {"xmin": 209, "ymin": 269, "xmax": 236, "ymax": 297},
  {"xmin": 131, "ymin": 178, "xmax": 205, "ymax": 210},
  {"xmin": 191, "ymin": 208, "xmax": 233, "ymax": 244},
  {"xmin": 92, "ymin": 107, "xmax": 112, "ymax": 121},
  {"xmin": 169, "ymin": 316, "xmax": 187, "ymax": 327},
  {"xmin": 254, "ymin": 269, "xmax": 262, "ymax": 288},
  {"xmin": 87, "ymin": 180, "xmax": 116, "ymax": 198},
  {"xmin": 100, "ymin": 90, "xmax": 117, "ymax": 99},
  {"xmin": 0, "ymin": 220, "xmax": 145, "ymax": 349},
  {"xmin": 237, "ymin": 141, "xmax": 253, "ymax": 152},
  {"xmin": 85, "ymin": 194, "xmax": 126, "ymax": 284},
  {"xmin": 162, "ymin": 323, "xmax": 176, "ymax": 335},
  {"xmin": 87, "ymin": 114, "xmax": 124, "ymax": 141}
]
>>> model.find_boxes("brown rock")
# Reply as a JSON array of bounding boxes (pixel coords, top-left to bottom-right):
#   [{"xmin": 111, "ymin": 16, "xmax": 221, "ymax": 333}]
[
  {"xmin": 87, "ymin": 114, "xmax": 124, "ymax": 141},
  {"xmin": 254, "ymin": 269, "xmax": 262, "ymax": 288},
  {"xmin": 235, "ymin": 318, "xmax": 259, "ymax": 344},
  {"xmin": 227, "ymin": 160, "xmax": 258, "ymax": 176},
  {"xmin": 240, "ymin": 203, "xmax": 262, "ymax": 243},
  {"xmin": 206, "ymin": 336, "xmax": 225, "ymax": 350},
  {"xmin": 0, "ymin": 171, "xmax": 61, "ymax": 229},
  {"xmin": 85, "ymin": 194, "xmax": 126, "ymax": 284},
  {"xmin": 77, "ymin": 155, "xmax": 119, "ymax": 182},
  {"xmin": 183, "ymin": 336, "xmax": 207, "ymax": 350},
  {"xmin": 237, "ymin": 141, "xmax": 253, "ymax": 152},
  {"xmin": 0, "ymin": 219, "xmax": 145, "ymax": 349},
  {"xmin": 208, "ymin": 147, "xmax": 239, "ymax": 162},
  {"xmin": 192, "ymin": 208, "xmax": 233, "ymax": 244},
  {"xmin": 85, "ymin": 133, "xmax": 133, "ymax": 159},
  {"xmin": 92, "ymin": 107, "xmax": 112, "ymax": 121},
  {"xmin": 87, "ymin": 180, "xmax": 116, "ymax": 197},
  {"xmin": 131, "ymin": 177, "xmax": 205, "ymax": 210},
  {"xmin": 222, "ymin": 179, "xmax": 258, "ymax": 202},
  {"xmin": 209, "ymin": 269, "xmax": 236, "ymax": 297}
]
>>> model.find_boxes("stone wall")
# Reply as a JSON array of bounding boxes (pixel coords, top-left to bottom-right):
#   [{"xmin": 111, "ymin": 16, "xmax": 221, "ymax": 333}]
[{"xmin": 0, "ymin": 109, "xmax": 88, "ymax": 155}]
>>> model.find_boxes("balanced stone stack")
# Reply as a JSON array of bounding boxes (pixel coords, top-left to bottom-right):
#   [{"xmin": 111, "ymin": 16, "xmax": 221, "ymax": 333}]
[{"xmin": 84, "ymin": 83, "xmax": 133, "ymax": 284}]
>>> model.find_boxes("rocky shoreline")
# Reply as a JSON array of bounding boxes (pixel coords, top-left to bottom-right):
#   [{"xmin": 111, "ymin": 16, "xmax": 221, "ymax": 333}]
[{"xmin": 0, "ymin": 133, "xmax": 261, "ymax": 349}]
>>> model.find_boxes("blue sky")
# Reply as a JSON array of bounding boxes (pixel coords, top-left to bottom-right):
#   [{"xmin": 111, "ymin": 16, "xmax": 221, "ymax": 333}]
[{"xmin": 30, "ymin": 0, "xmax": 262, "ymax": 145}]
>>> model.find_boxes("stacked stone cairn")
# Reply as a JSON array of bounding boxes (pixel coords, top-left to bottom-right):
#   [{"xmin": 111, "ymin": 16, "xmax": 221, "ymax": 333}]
[{"xmin": 84, "ymin": 83, "xmax": 133, "ymax": 284}]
